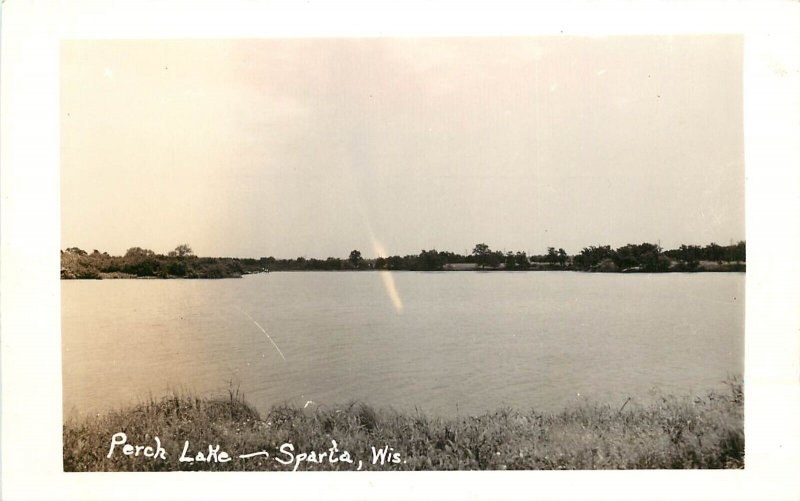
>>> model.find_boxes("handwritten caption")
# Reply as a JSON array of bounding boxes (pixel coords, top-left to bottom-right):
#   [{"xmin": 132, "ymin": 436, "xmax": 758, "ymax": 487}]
[{"xmin": 106, "ymin": 432, "xmax": 404, "ymax": 471}]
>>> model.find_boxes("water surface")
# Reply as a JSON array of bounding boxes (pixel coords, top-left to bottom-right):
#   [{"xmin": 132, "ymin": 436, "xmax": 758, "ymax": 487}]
[{"xmin": 62, "ymin": 271, "xmax": 744, "ymax": 418}]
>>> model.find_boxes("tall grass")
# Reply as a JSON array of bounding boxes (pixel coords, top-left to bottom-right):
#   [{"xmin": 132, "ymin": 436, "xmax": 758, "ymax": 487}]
[{"xmin": 64, "ymin": 381, "xmax": 743, "ymax": 471}]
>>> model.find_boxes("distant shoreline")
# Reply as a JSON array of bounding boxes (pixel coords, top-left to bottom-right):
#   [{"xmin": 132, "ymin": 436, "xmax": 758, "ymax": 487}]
[
  {"xmin": 61, "ymin": 266, "xmax": 747, "ymax": 280},
  {"xmin": 60, "ymin": 242, "xmax": 745, "ymax": 279}
]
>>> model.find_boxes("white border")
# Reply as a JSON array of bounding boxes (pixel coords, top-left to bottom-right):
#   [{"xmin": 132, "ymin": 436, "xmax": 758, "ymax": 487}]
[{"xmin": 2, "ymin": 1, "xmax": 799, "ymax": 500}]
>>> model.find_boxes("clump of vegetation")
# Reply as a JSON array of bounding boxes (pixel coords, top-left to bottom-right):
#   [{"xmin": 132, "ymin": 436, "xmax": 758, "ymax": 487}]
[
  {"xmin": 60, "ymin": 245, "xmax": 264, "ymax": 279},
  {"xmin": 64, "ymin": 380, "xmax": 743, "ymax": 471}
]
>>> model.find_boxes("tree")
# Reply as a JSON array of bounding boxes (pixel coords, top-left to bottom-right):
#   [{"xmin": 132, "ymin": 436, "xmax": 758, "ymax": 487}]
[
  {"xmin": 558, "ymin": 248, "xmax": 568, "ymax": 268},
  {"xmin": 611, "ymin": 242, "xmax": 666, "ymax": 271},
  {"xmin": 504, "ymin": 252, "xmax": 516, "ymax": 270},
  {"xmin": 326, "ymin": 257, "xmax": 343, "ymax": 270},
  {"xmin": 574, "ymin": 245, "xmax": 614, "ymax": 269},
  {"xmin": 705, "ymin": 243, "xmax": 724, "ymax": 262},
  {"xmin": 729, "ymin": 241, "xmax": 746, "ymax": 262},
  {"xmin": 349, "ymin": 249, "xmax": 363, "ymax": 268},
  {"xmin": 546, "ymin": 247, "xmax": 558, "ymax": 266},
  {"xmin": 419, "ymin": 249, "xmax": 445, "ymax": 271},
  {"xmin": 472, "ymin": 243, "xmax": 491, "ymax": 268},
  {"xmin": 387, "ymin": 255, "xmax": 404, "ymax": 270},
  {"xmin": 122, "ymin": 247, "xmax": 158, "ymax": 276},
  {"xmin": 515, "ymin": 251, "xmax": 530, "ymax": 270},
  {"xmin": 174, "ymin": 244, "xmax": 194, "ymax": 258},
  {"xmin": 486, "ymin": 251, "xmax": 502, "ymax": 269},
  {"xmin": 125, "ymin": 247, "xmax": 155, "ymax": 258}
]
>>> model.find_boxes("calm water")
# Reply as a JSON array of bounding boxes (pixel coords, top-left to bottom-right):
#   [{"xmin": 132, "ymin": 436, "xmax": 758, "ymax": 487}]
[{"xmin": 62, "ymin": 272, "xmax": 743, "ymax": 418}]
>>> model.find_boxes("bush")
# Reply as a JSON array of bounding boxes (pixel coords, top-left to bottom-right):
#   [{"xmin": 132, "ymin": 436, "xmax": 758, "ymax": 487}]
[
  {"xmin": 123, "ymin": 259, "xmax": 159, "ymax": 277},
  {"xmin": 167, "ymin": 261, "xmax": 187, "ymax": 277}
]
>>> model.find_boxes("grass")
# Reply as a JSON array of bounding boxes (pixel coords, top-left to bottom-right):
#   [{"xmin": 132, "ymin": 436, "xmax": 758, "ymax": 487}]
[{"xmin": 63, "ymin": 380, "xmax": 743, "ymax": 471}]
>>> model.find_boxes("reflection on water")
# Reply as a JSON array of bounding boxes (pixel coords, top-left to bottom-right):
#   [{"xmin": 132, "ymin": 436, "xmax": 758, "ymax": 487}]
[{"xmin": 62, "ymin": 272, "xmax": 743, "ymax": 418}]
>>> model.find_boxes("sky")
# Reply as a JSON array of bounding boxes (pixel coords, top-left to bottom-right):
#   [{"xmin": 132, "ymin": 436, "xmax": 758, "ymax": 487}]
[{"xmin": 61, "ymin": 37, "xmax": 744, "ymax": 258}]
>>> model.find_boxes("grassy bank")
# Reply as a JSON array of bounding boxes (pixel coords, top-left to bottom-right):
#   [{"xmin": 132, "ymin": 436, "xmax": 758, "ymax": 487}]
[{"xmin": 64, "ymin": 382, "xmax": 743, "ymax": 471}]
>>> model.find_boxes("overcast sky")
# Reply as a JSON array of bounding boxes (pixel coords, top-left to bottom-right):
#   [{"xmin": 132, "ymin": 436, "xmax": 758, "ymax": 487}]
[{"xmin": 61, "ymin": 37, "xmax": 743, "ymax": 258}]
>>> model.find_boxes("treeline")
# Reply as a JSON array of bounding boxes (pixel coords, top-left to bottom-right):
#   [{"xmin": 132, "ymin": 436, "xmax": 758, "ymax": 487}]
[
  {"xmin": 573, "ymin": 241, "xmax": 747, "ymax": 273},
  {"xmin": 60, "ymin": 241, "xmax": 745, "ymax": 279},
  {"xmin": 60, "ymin": 245, "xmax": 267, "ymax": 279},
  {"xmin": 663, "ymin": 242, "xmax": 746, "ymax": 268},
  {"xmin": 571, "ymin": 241, "xmax": 745, "ymax": 272},
  {"xmin": 361, "ymin": 241, "xmax": 745, "ymax": 273}
]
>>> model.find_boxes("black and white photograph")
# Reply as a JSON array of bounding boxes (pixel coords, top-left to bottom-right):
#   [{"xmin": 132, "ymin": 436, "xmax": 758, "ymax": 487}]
[
  {"xmin": 59, "ymin": 35, "xmax": 746, "ymax": 472},
  {"xmin": 2, "ymin": 2, "xmax": 799, "ymax": 500}
]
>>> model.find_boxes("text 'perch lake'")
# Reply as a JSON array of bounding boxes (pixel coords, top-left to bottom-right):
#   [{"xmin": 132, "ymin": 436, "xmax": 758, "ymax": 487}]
[{"xmin": 106, "ymin": 432, "xmax": 403, "ymax": 471}]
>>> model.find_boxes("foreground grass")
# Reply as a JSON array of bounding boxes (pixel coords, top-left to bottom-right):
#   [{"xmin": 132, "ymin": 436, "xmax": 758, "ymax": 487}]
[{"xmin": 64, "ymin": 383, "xmax": 743, "ymax": 471}]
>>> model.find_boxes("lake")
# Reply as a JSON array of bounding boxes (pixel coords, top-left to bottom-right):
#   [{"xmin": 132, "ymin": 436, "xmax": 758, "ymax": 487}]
[{"xmin": 62, "ymin": 271, "xmax": 744, "ymax": 418}]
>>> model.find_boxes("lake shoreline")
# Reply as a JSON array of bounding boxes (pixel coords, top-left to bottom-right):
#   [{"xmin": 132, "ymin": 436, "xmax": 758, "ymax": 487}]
[
  {"xmin": 60, "ymin": 242, "xmax": 746, "ymax": 278},
  {"xmin": 64, "ymin": 381, "xmax": 743, "ymax": 471},
  {"xmin": 61, "ymin": 265, "xmax": 746, "ymax": 280}
]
